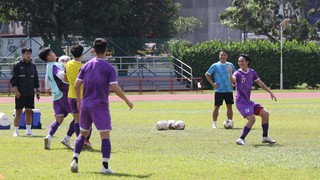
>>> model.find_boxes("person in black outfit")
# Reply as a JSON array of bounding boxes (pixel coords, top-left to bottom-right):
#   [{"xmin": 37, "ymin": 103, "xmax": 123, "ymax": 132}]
[{"xmin": 10, "ymin": 47, "xmax": 40, "ymax": 137}]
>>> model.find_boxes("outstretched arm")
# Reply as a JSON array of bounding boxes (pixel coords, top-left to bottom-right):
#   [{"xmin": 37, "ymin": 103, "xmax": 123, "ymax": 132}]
[
  {"xmin": 256, "ymin": 79, "xmax": 277, "ymax": 101},
  {"xmin": 111, "ymin": 83, "xmax": 133, "ymax": 109}
]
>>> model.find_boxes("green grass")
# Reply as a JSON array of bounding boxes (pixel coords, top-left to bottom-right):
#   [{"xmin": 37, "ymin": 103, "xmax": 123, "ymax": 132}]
[{"xmin": 0, "ymin": 95, "xmax": 320, "ymax": 179}]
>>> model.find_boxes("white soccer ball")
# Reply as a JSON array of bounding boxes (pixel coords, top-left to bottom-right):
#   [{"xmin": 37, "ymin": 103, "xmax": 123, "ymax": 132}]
[
  {"xmin": 0, "ymin": 113, "xmax": 10, "ymax": 126},
  {"xmin": 167, "ymin": 120, "xmax": 176, "ymax": 129},
  {"xmin": 174, "ymin": 120, "xmax": 185, "ymax": 130},
  {"xmin": 223, "ymin": 119, "xmax": 234, "ymax": 129},
  {"xmin": 156, "ymin": 121, "xmax": 169, "ymax": 130}
]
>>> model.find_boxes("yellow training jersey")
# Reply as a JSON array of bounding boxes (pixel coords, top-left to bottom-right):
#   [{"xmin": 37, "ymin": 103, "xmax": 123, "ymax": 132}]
[{"xmin": 66, "ymin": 60, "xmax": 83, "ymax": 98}]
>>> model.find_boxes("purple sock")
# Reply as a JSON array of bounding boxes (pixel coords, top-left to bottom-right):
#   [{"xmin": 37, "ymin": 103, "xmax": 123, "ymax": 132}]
[
  {"xmin": 240, "ymin": 126, "xmax": 251, "ymax": 140},
  {"xmin": 67, "ymin": 119, "xmax": 75, "ymax": 137},
  {"xmin": 86, "ymin": 129, "xmax": 92, "ymax": 140},
  {"xmin": 101, "ymin": 139, "xmax": 111, "ymax": 159},
  {"xmin": 49, "ymin": 121, "xmax": 60, "ymax": 136},
  {"xmin": 262, "ymin": 123, "xmax": 269, "ymax": 137},
  {"xmin": 74, "ymin": 135, "xmax": 85, "ymax": 154},
  {"xmin": 74, "ymin": 123, "xmax": 80, "ymax": 137}
]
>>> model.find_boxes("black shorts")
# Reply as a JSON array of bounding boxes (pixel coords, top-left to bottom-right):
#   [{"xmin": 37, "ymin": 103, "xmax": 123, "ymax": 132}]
[
  {"xmin": 15, "ymin": 95, "xmax": 35, "ymax": 109},
  {"xmin": 214, "ymin": 92, "xmax": 234, "ymax": 106}
]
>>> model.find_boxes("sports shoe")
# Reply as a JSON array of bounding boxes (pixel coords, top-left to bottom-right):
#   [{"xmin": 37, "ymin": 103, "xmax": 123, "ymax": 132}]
[
  {"xmin": 83, "ymin": 140, "xmax": 94, "ymax": 151},
  {"xmin": 70, "ymin": 159, "xmax": 78, "ymax": 173},
  {"xmin": 44, "ymin": 136, "xmax": 51, "ymax": 150},
  {"xmin": 61, "ymin": 138, "xmax": 74, "ymax": 149},
  {"xmin": 13, "ymin": 131, "xmax": 19, "ymax": 137},
  {"xmin": 26, "ymin": 131, "xmax": 33, "ymax": 136},
  {"xmin": 101, "ymin": 166, "xmax": 115, "ymax": 174},
  {"xmin": 261, "ymin": 137, "xmax": 276, "ymax": 144},
  {"xmin": 212, "ymin": 124, "xmax": 217, "ymax": 129},
  {"xmin": 236, "ymin": 138, "xmax": 246, "ymax": 146}
]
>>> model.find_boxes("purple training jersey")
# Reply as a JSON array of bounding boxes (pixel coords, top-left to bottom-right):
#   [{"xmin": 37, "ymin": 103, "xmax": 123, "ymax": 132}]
[
  {"xmin": 77, "ymin": 58, "xmax": 117, "ymax": 131},
  {"xmin": 52, "ymin": 65, "xmax": 70, "ymax": 117},
  {"xmin": 233, "ymin": 68, "xmax": 263, "ymax": 117}
]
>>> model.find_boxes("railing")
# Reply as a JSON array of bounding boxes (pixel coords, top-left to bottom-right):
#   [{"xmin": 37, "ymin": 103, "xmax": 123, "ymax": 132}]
[{"xmin": 0, "ymin": 77, "xmax": 203, "ymax": 96}]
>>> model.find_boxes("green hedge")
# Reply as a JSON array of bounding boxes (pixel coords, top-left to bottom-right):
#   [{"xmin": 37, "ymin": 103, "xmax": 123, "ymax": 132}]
[{"xmin": 169, "ymin": 39, "xmax": 320, "ymax": 89}]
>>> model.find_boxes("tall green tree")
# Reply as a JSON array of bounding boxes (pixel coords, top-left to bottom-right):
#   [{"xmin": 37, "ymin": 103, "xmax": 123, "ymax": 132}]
[{"xmin": 0, "ymin": 0, "xmax": 183, "ymax": 55}]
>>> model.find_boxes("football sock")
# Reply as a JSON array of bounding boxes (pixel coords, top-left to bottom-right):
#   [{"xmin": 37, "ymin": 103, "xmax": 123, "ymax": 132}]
[
  {"xmin": 67, "ymin": 119, "xmax": 75, "ymax": 137},
  {"xmin": 101, "ymin": 139, "xmax": 111, "ymax": 159},
  {"xmin": 87, "ymin": 129, "xmax": 92, "ymax": 140},
  {"xmin": 26, "ymin": 125, "xmax": 32, "ymax": 132},
  {"xmin": 14, "ymin": 126, "xmax": 19, "ymax": 133},
  {"xmin": 49, "ymin": 121, "xmax": 60, "ymax": 136},
  {"xmin": 262, "ymin": 123, "xmax": 269, "ymax": 137},
  {"xmin": 213, "ymin": 121, "xmax": 217, "ymax": 127},
  {"xmin": 103, "ymin": 161, "xmax": 109, "ymax": 169},
  {"xmin": 74, "ymin": 123, "xmax": 80, "ymax": 137},
  {"xmin": 74, "ymin": 135, "xmax": 85, "ymax": 154},
  {"xmin": 73, "ymin": 157, "xmax": 78, "ymax": 163},
  {"xmin": 240, "ymin": 126, "xmax": 251, "ymax": 140}
]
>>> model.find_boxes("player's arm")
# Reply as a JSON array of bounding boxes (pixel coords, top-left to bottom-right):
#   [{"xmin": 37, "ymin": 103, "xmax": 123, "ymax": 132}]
[
  {"xmin": 110, "ymin": 83, "xmax": 133, "ymax": 109},
  {"xmin": 227, "ymin": 66, "xmax": 235, "ymax": 83},
  {"xmin": 205, "ymin": 72, "xmax": 218, "ymax": 88},
  {"xmin": 74, "ymin": 79, "xmax": 83, "ymax": 111},
  {"xmin": 10, "ymin": 63, "xmax": 21, "ymax": 98},
  {"xmin": 255, "ymin": 79, "xmax": 277, "ymax": 101}
]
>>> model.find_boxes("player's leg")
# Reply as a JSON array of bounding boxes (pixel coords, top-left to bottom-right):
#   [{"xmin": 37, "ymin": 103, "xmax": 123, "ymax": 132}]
[
  {"xmin": 61, "ymin": 118, "xmax": 75, "ymax": 149},
  {"xmin": 13, "ymin": 96, "xmax": 24, "ymax": 137},
  {"xmin": 92, "ymin": 108, "xmax": 114, "ymax": 174},
  {"xmin": 213, "ymin": 92, "xmax": 223, "ymax": 128},
  {"xmin": 258, "ymin": 108, "xmax": 276, "ymax": 144},
  {"xmin": 236, "ymin": 115, "xmax": 255, "ymax": 145},
  {"xmin": 99, "ymin": 131, "xmax": 114, "ymax": 174},
  {"xmin": 71, "ymin": 107, "xmax": 92, "ymax": 173},
  {"xmin": 83, "ymin": 128, "xmax": 93, "ymax": 151},
  {"xmin": 225, "ymin": 92, "xmax": 234, "ymax": 120},
  {"xmin": 24, "ymin": 95, "xmax": 35, "ymax": 135}
]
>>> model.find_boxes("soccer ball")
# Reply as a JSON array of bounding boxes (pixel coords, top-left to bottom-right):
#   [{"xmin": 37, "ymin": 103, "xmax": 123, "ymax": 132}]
[
  {"xmin": 174, "ymin": 120, "xmax": 185, "ymax": 130},
  {"xmin": 223, "ymin": 119, "xmax": 234, "ymax": 129},
  {"xmin": 156, "ymin": 121, "xmax": 169, "ymax": 130},
  {"xmin": 167, "ymin": 120, "xmax": 176, "ymax": 129}
]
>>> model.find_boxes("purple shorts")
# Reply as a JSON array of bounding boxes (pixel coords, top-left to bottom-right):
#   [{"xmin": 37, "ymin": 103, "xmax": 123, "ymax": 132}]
[
  {"xmin": 236, "ymin": 101, "xmax": 263, "ymax": 118},
  {"xmin": 79, "ymin": 106, "xmax": 112, "ymax": 132},
  {"xmin": 68, "ymin": 98, "xmax": 79, "ymax": 114},
  {"xmin": 53, "ymin": 94, "xmax": 71, "ymax": 117}
]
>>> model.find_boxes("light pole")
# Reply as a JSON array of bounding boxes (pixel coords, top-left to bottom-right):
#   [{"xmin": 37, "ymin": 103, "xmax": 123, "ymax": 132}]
[{"xmin": 279, "ymin": 18, "xmax": 290, "ymax": 90}]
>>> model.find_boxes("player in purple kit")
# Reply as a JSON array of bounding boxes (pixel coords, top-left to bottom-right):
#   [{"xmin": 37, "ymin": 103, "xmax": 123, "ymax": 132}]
[
  {"xmin": 39, "ymin": 47, "xmax": 72, "ymax": 150},
  {"xmin": 228, "ymin": 54, "xmax": 277, "ymax": 146},
  {"xmin": 70, "ymin": 38, "xmax": 133, "ymax": 174}
]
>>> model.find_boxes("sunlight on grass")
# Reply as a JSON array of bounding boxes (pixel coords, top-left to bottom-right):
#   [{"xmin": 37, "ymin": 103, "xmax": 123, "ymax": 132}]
[{"xmin": 0, "ymin": 96, "xmax": 320, "ymax": 179}]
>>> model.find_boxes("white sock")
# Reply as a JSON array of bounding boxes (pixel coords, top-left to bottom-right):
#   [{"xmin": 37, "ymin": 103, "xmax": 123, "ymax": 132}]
[
  {"xmin": 64, "ymin": 135, "xmax": 70, "ymax": 140},
  {"xmin": 26, "ymin": 125, "xmax": 32, "ymax": 132},
  {"xmin": 14, "ymin": 126, "xmax": 19, "ymax": 133},
  {"xmin": 46, "ymin": 134, "xmax": 52, "ymax": 140},
  {"xmin": 212, "ymin": 121, "xmax": 217, "ymax": 128}
]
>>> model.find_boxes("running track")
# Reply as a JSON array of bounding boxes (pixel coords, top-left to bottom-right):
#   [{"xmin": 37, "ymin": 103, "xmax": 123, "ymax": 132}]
[{"xmin": 1, "ymin": 92, "xmax": 320, "ymax": 103}]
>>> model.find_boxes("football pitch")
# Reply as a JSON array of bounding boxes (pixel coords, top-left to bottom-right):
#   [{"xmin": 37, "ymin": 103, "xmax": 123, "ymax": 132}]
[{"xmin": 0, "ymin": 92, "xmax": 320, "ymax": 179}]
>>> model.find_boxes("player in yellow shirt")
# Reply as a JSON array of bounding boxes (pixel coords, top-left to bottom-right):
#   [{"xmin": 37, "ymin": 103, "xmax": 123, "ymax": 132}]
[{"xmin": 63, "ymin": 44, "xmax": 93, "ymax": 150}]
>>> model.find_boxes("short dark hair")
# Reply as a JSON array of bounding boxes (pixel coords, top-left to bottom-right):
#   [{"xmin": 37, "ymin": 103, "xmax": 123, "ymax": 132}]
[
  {"xmin": 93, "ymin": 38, "xmax": 107, "ymax": 54},
  {"xmin": 219, "ymin": 50, "xmax": 228, "ymax": 55},
  {"xmin": 239, "ymin": 54, "xmax": 251, "ymax": 66},
  {"xmin": 71, "ymin": 44, "xmax": 84, "ymax": 58},
  {"xmin": 38, "ymin": 47, "xmax": 52, "ymax": 62},
  {"xmin": 22, "ymin": 47, "xmax": 32, "ymax": 54}
]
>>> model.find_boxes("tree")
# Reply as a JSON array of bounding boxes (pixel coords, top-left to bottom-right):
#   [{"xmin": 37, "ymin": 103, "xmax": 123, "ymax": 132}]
[
  {"xmin": 220, "ymin": 0, "xmax": 320, "ymax": 42},
  {"xmin": 220, "ymin": 0, "xmax": 281, "ymax": 42}
]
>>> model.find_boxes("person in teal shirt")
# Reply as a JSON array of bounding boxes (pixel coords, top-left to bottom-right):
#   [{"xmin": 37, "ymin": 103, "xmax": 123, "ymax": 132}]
[{"xmin": 205, "ymin": 50, "xmax": 236, "ymax": 128}]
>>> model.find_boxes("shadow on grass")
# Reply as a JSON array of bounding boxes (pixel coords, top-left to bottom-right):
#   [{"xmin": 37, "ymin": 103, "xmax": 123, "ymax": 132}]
[
  {"xmin": 91, "ymin": 172, "xmax": 153, "ymax": 178},
  {"xmin": 252, "ymin": 143, "xmax": 283, "ymax": 148}
]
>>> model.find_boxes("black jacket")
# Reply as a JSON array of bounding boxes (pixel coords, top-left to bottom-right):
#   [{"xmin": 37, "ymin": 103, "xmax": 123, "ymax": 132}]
[{"xmin": 10, "ymin": 60, "xmax": 40, "ymax": 96}]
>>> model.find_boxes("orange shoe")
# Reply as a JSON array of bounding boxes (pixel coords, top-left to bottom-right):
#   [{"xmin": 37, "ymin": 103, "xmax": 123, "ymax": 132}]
[{"xmin": 83, "ymin": 140, "xmax": 94, "ymax": 151}]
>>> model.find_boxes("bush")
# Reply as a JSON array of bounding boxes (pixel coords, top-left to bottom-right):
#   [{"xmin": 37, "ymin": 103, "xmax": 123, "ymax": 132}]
[{"xmin": 169, "ymin": 39, "xmax": 320, "ymax": 89}]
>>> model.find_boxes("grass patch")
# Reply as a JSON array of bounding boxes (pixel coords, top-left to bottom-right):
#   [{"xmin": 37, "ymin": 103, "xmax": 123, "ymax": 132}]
[{"xmin": 0, "ymin": 97, "xmax": 320, "ymax": 179}]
